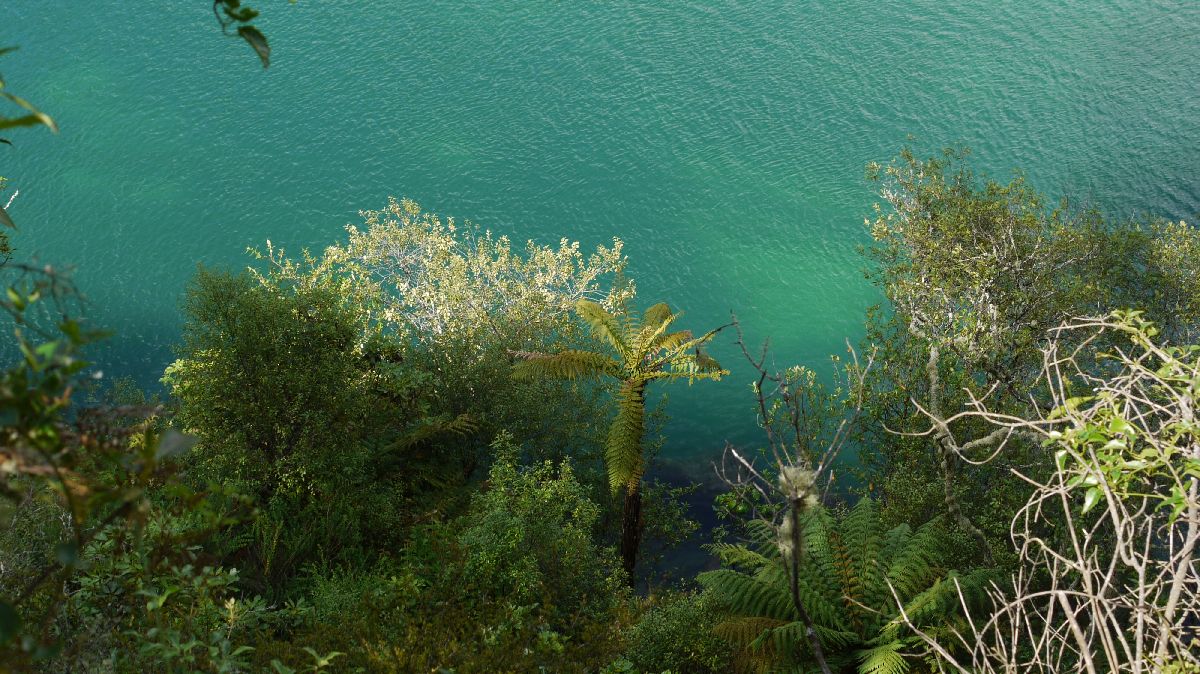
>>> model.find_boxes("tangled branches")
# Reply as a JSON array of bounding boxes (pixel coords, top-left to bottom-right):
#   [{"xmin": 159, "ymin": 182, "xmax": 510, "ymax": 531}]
[{"xmin": 899, "ymin": 311, "xmax": 1200, "ymax": 673}]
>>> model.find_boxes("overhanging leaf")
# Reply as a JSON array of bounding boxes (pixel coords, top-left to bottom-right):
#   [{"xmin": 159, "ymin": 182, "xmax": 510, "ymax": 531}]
[
  {"xmin": 237, "ymin": 26, "xmax": 271, "ymax": 69},
  {"xmin": 1, "ymin": 91, "xmax": 58, "ymax": 132}
]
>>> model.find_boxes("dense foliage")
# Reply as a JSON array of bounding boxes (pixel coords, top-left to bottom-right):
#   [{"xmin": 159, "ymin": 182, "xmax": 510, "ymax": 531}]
[
  {"xmin": 2, "ymin": 148, "xmax": 1197, "ymax": 673},
  {"xmin": 700, "ymin": 500, "xmax": 991, "ymax": 673},
  {"xmin": 858, "ymin": 148, "xmax": 1200, "ymax": 568}
]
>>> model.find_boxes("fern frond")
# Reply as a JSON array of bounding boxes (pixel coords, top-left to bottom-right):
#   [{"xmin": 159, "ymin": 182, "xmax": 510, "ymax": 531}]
[
  {"xmin": 511, "ymin": 349, "xmax": 618, "ymax": 381},
  {"xmin": 605, "ymin": 380, "xmax": 646, "ymax": 490},
  {"xmin": 575, "ymin": 299, "xmax": 632, "ymax": 361},
  {"xmin": 661, "ymin": 352, "xmax": 728, "ymax": 383},
  {"xmin": 712, "ymin": 499, "xmax": 987, "ymax": 674},
  {"xmin": 856, "ymin": 640, "xmax": 911, "ymax": 674},
  {"xmin": 632, "ymin": 310, "xmax": 678, "ymax": 363},
  {"xmin": 699, "ymin": 569, "xmax": 795, "ymax": 622},
  {"xmin": 760, "ymin": 620, "xmax": 806, "ymax": 661},
  {"xmin": 801, "ymin": 508, "xmax": 840, "ymax": 600},
  {"xmin": 652, "ymin": 329, "xmax": 693, "ymax": 353},
  {"xmin": 641, "ymin": 302, "xmax": 673, "ymax": 326},
  {"xmin": 880, "ymin": 523, "xmax": 912, "ymax": 562},
  {"xmin": 839, "ymin": 498, "xmax": 887, "ymax": 631},
  {"xmin": 882, "ymin": 568, "xmax": 996, "ymax": 641},
  {"xmin": 713, "ymin": 616, "xmax": 788, "ymax": 648},
  {"xmin": 884, "ymin": 517, "xmax": 944, "ymax": 603},
  {"xmin": 758, "ymin": 561, "xmax": 847, "ymax": 633},
  {"xmin": 387, "ymin": 412, "xmax": 477, "ymax": 452},
  {"xmin": 710, "ymin": 542, "xmax": 772, "ymax": 570},
  {"xmin": 745, "ymin": 518, "xmax": 781, "ymax": 559}
]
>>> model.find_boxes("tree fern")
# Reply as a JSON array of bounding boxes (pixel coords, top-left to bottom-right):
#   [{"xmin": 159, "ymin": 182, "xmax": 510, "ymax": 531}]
[
  {"xmin": 701, "ymin": 497, "xmax": 987, "ymax": 674},
  {"xmin": 510, "ymin": 298, "xmax": 726, "ymax": 581}
]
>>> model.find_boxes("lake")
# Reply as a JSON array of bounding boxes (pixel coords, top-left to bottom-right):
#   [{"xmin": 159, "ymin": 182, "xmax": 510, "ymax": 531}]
[{"xmin": 5, "ymin": 1, "xmax": 1198, "ymax": 475}]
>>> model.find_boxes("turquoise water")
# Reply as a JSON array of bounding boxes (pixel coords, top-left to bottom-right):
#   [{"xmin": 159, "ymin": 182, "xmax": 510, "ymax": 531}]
[{"xmin": 5, "ymin": 2, "xmax": 1198, "ymax": 469}]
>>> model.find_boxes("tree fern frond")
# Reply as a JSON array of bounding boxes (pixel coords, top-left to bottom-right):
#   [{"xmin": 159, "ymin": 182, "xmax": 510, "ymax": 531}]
[
  {"xmin": 694, "ymin": 349, "xmax": 725, "ymax": 372},
  {"xmin": 884, "ymin": 517, "xmax": 944, "ymax": 602},
  {"xmin": 713, "ymin": 616, "xmax": 788, "ymax": 648},
  {"xmin": 856, "ymin": 640, "xmax": 911, "ymax": 674},
  {"xmin": 839, "ymin": 498, "xmax": 887, "ymax": 629},
  {"xmin": 758, "ymin": 562, "xmax": 847, "ymax": 633},
  {"xmin": 662, "ymin": 352, "xmax": 729, "ymax": 383},
  {"xmin": 710, "ymin": 542, "xmax": 772, "ymax": 570},
  {"xmin": 699, "ymin": 569, "xmax": 795, "ymax": 622},
  {"xmin": 641, "ymin": 302, "xmax": 674, "ymax": 327},
  {"xmin": 652, "ymin": 329, "xmax": 694, "ymax": 353},
  {"xmin": 386, "ymin": 412, "xmax": 477, "ymax": 452},
  {"xmin": 605, "ymin": 381, "xmax": 645, "ymax": 490},
  {"xmin": 880, "ymin": 523, "xmax": 912, "ymax": 562},
  {"xmin": 633, "ymin": 308, "xmax": 678, "ymax": 362},
  {"xmin": 511, "ymin": 349, "xmax": 618, "ymax": 381},
  {"xmin": 801, "ymin": 508, "xmax": 840, "ymax": 599},
  {"xmin": 761, "ymin": 621, "xmax": 807, "ymax": 661},
  {"xmin": 745, "ymin": 518, "xmax": 781, "ymax": 558},
  {"xmin": 713, "ymin": 499, "xmax": 989, "ymax": 674},
  {"xmin": 882, "ymin": 568, "xmax": 996, "ymax": 641},
  {"xmin": 575, "ymin": 299, "xmax": 632, "ymax": 361},
  {"xmin": 813, "ymin": 624, "xmax": 861, "ymax": 651}
]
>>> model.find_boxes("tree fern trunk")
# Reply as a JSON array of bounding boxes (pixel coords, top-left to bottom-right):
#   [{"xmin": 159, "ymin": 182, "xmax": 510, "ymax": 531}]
[
  {"xmin": 787, "ymin": 503, "xmax": 835, "ymax": 674},
  {"xmin": 620, "ymin": 481, "xmax": 643, "ymax": 586}
]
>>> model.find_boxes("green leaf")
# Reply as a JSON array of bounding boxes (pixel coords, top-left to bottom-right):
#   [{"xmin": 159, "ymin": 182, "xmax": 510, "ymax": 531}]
[
  {"xmin": 35, "ymin": 340, "xmax": 59, "ymax": 359},
  {"xmin": 237, "ymin": 26, "xmax": 270, "ymax": 69},
  {"xmin": 0, "ymin": 601, "xmax": 20, "ymax": 645},
  {"xmin": 1081, "ymin": 486, "xmax": 1101, "ymax": 514},
  {"xmin": 1, "ymin": 92, "xmax": 58, "ymax": 132},
  {"xmin": 6, "ymin": 287, "xmax": 24, "ymax": 309}
]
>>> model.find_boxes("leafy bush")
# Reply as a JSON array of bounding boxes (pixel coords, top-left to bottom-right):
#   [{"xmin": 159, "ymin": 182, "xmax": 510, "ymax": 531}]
[
  {"xmin": 624, "ymin": 591, "xmax": 732, "ymax": 674},
  {"xmin": 247, "ymin": 440, "xmax": 632, "ymax": 673},
  {"xmin": 457, "ymin": 434, "xmax": 626, "ymax": 621},
  {"xmin": 164, "ymin": 267, "xmax": 377, "ymax": 505}
]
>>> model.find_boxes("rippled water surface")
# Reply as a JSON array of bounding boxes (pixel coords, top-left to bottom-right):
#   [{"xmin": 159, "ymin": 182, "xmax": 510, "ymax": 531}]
[{"xmin": 5, "ymin": 1, "xmax": 1198, "ymax": 467}]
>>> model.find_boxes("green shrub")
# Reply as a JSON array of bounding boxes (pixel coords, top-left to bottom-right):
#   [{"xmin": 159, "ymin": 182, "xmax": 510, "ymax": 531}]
[
  {"xmin": 625, "ymin": 591, "xmax": 732, "ymax": 674},
  {"xmin": 251, "ymin": 438, "xmax": 631, "ymax": 673},
  {"xmin": 456, "ymin": 434, "xmax": 626, "ymax": 620}
]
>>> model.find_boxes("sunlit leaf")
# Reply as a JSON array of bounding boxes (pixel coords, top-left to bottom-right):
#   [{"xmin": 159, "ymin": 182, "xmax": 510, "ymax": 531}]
[{"xmin": 1, "ymin": 92, "xmax": 58, "ymax": 132}]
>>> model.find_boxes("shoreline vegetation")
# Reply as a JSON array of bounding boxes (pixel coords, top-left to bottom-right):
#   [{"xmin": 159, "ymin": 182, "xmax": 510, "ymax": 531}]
[
  {"xmin": 3, "ymin": 8, "xmax": 1198, "ymax": 672},
  {"xmin": 3, "ymin": 155, "xmax": 1198, "ymax": 672}
]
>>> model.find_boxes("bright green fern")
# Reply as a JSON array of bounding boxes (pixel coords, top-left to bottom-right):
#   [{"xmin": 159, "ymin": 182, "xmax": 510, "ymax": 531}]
[{"xmin": 699, "ymin": 497, "xmax": 992, "ymax": 674}]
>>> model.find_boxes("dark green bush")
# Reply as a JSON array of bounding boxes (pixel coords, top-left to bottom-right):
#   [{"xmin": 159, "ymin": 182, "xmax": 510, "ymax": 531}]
[{"xmin": 625, "ymin": 591, "xmax": 732, "ymax": 674}]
